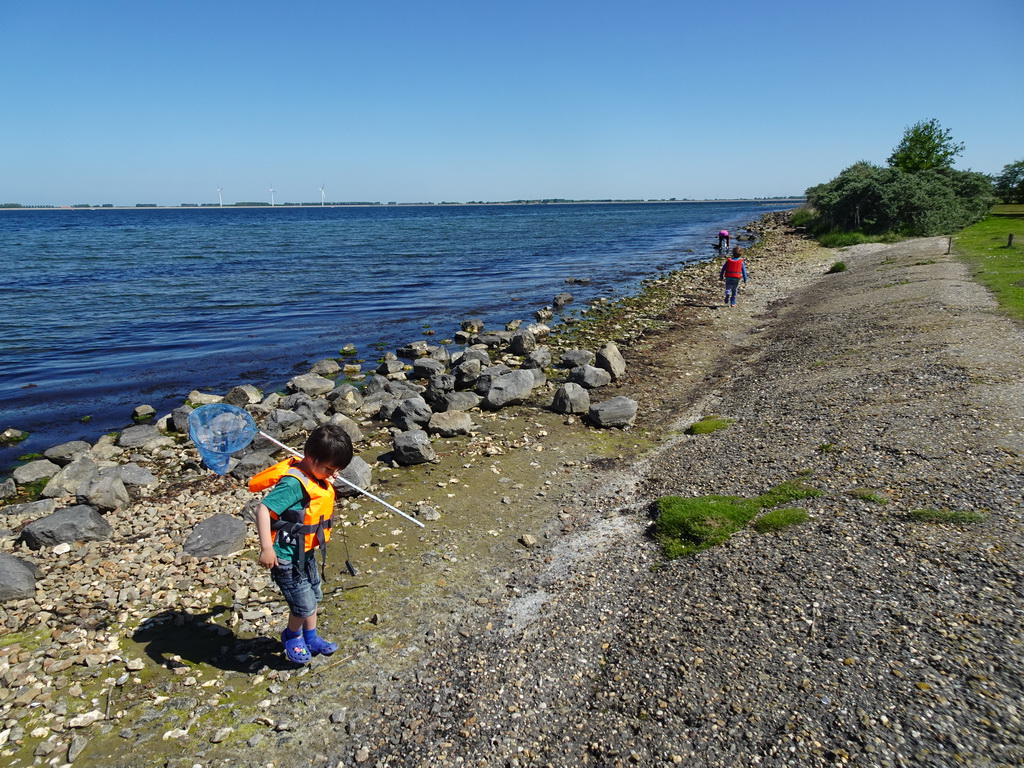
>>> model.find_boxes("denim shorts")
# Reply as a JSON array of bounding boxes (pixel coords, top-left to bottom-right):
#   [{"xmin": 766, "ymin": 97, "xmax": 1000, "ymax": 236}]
[{"xmin": 270, "ymin": 555, "xmax": 322, "ymax": 618}]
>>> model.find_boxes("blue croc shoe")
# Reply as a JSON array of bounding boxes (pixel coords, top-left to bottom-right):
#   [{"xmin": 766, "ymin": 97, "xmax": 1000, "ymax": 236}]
[
  {"xmin": 305, "ymin": 633, "xmax": 339, "ymax": 656},
  {"xmin": 281, "ymin": 631, "xmax": 312, "ymax": 665}
]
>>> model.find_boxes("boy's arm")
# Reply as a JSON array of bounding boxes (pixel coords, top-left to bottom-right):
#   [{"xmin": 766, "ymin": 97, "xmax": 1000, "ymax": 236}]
[{"xmin": 255, "ymin": 503, "xmax": 278, "ymax": 569}]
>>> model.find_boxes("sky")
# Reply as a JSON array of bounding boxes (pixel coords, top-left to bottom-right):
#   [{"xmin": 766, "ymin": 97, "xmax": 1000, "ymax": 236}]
[{"xmin": 2, "ymin": 0, "xmax": 1021, "ymax": 207}]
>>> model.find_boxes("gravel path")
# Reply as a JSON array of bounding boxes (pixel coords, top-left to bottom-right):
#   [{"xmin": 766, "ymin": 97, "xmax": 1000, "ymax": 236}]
[{"xmin": 349, "ymin": 236, "xmax": 1024, "ymax": 767}]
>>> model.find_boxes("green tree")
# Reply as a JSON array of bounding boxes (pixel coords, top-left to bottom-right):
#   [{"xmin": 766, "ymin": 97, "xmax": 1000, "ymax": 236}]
[
  {"xmin": 994, "ymin": 159, "xmax": 1024, "ymax": 204},
  {"xmin": 887, "ymin": 118, "xmax": 965, "ymax": 173}
]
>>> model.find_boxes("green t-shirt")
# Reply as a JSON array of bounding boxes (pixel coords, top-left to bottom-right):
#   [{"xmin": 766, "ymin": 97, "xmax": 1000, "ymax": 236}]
[{"xmin": 262, "ymin": 475, "xmax": 308, "ymax": 564}]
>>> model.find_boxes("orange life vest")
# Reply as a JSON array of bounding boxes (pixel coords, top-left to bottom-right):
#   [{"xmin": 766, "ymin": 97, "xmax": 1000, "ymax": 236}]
[
  {"xmin": 249, "ymin": 458, "xmax": 335, "ymax": 565},
  {"xmin": 723, "ymin": 257, "xmax": 745, "ymax": 279}
]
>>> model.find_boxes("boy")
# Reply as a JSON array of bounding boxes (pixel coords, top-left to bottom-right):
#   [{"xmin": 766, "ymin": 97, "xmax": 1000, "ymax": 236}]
[
  {"xmin": 720, "ymin": 246, "xmax": 748, "ymax": 307},
  {"xmin": 250, "ymin": 424, "xmax": 353, "ymax": 664}
]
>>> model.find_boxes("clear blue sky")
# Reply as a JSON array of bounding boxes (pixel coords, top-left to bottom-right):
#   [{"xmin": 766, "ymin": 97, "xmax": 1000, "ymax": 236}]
[{"xmin": 2, "ymin": 0, "xmax": 1021, "ymax": 206}]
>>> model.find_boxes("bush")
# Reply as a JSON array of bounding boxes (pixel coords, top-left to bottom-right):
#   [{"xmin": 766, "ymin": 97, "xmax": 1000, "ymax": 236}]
[{"xmin": 826, "ymin": 261, "xmax": 848, "ymax": 273}]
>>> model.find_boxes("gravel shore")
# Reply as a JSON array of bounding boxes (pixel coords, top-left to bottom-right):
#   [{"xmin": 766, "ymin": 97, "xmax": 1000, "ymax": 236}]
[
  {"xmin": 350, "ymin": 235, "xmax": 1024, "ymax": 767},
  {"xmin": 3, "ymin": 223, "xmax": 1022, "ymax": 767}
]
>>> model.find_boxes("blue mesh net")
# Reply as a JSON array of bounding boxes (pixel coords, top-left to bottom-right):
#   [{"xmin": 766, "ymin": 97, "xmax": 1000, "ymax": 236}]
[{"xmin": 188, "ymin": 403, "xmax": 258, "ymax": 475}]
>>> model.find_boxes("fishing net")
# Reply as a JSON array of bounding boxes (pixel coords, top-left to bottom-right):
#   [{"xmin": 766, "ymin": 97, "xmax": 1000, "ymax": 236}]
[{"xmin": 188, "ymin": 403, "xmax": 259, "ymax": 475}]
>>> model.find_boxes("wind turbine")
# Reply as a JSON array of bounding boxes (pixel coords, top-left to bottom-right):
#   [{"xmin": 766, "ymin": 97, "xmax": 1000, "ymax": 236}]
[
  {"xmin": 217, "ymin": 187, "xmax": 223, "ymax": 207},
  {"xmin": 269, "ymin": 185, "xmax": 276, "ymax": 206},
  {"xmin": 320, "ymin": 185, "xmax": 326, "ymax": 206}
]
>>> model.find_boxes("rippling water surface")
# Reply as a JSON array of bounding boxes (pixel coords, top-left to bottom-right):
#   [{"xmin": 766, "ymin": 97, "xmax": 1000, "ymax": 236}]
[{"xmin": 1, "ymin": 201, "xmax": 795, "ymax": 468}]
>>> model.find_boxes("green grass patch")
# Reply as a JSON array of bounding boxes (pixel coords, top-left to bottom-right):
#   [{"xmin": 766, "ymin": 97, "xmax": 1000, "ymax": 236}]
[
  {"xmin": 848, "ymin": 487, "xmax": 889, "ymax": 504},
  {"xmin": 816, "ymin": 442, "xmax": 836, "ymax": 453},
  {"xmin": 17, "ymin": 453, "xmax": 43, "ymax": 461},
  {"xmin": 753, "ymin": 508, "xmax": 809, "ymax": 533},
  {"xmin": 952, "ymin": 212, "xmax": 1024, "ymax": 323},
  {"xmin": 826, "ymin": 261, "xmax": 848, "ymax": 274},
  {"xmin": 653, "ymin": 479, "xmax": 821, "ymax": 558},
  {"xmin": 686, "ymin": 415, "xmax": 735, "ymax": 435},
  {"xmin": 910, "ymin": 508, "xmax": 985, "ymax": 524}
]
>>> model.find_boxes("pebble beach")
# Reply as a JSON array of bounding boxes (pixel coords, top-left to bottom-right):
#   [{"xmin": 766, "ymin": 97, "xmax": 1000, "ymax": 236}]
[{"xmin": 1, "ymin": 214, "xmax": 1022, "ymax": 767}]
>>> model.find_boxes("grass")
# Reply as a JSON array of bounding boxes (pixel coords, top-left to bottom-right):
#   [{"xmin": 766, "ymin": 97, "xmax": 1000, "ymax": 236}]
[
  {"xmin": 653, "ymin": 479, "xmax": 821, "ymax": 558},
  {"xmin": 753, "ymin": 508, "xmax": 809, "ymax": 533},
  {"xmin": 826, "ymin": 261, "xmax": 848, "ymax": 273},
  {"xmin": 952, "ymin": 209, "xmax": 1024, "ymax": 323},
  {"xmin": 848, "ymin": 487, "xmax": 889, "ymax": 504},
  {"xmin": 686, "ymin": 415, "xmax": 735, "ymax": 435},
  {"xmin": 910, "ymin": 508, "xmax": 985, "ymax": 524}
]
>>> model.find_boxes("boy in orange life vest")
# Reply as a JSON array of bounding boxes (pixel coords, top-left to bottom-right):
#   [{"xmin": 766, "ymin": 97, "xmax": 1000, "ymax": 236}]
[
  {"xmin": 719, "ymin": 246, "xmax": 748, "ymax": 306},
  {"xmin": 252, "ymin": 424, "xmax": 353, "ymax": 665}
]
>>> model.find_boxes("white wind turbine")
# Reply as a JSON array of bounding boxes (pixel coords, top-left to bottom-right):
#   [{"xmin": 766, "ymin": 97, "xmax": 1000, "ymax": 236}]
[
  {"xmin": 269, "ymin": 184, "xmax": 276, "ymax": 206},
  {"xmin": 320, "ymin": 185, "xmax": 326, "ymax": 206},
  {"xmin": 217, "ymin": 187, "xmax": 223, "ymax": 207}
]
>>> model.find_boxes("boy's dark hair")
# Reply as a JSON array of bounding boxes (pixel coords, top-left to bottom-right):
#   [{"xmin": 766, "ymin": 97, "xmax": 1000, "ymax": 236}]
[{"xmin": 304, "ymin": 424, "xmax": 353, "ymax": 470}]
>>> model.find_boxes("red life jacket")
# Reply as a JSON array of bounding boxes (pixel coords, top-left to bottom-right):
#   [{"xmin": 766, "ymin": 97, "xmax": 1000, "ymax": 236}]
[
  {"xmin": 723, "ymin": 257, "xmax": 744, "ymax": 279},
  {"xmin": 249, "ymin": 458, "xmax": 335, "ymax": 568}
]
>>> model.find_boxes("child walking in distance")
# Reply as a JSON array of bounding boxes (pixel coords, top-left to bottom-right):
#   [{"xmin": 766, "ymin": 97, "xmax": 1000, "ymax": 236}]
[
  {"xmin": 720, "ymin": 246, "xmax": 748, "ymax": 306},
  {"xmin": 250, "ymin": 424, "xmax": 354, "ymax": 664}
]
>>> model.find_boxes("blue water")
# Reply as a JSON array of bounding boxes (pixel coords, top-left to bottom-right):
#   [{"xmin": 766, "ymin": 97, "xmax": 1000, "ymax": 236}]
[{"xmin": 0, "ymin": 201, "xmax": 796, "ymax": 471}]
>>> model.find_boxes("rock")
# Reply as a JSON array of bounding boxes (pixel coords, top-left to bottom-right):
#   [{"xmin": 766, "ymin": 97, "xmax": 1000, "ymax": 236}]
[
  {"xmin": 67, "ymin": 734, "xmax": 88, "ymax": 762},
  {"xmin": 183, "ymin": 514, "xmax": 248, "ymax": 557},
  {"xmin": 596, "ymin": 341, "xmax": 627, "ymax": 381},
  {"xmin": 397, "ymin": 340, "xmax": 429, "ymax": 359},
  {"xmin": 475, "ymin": 365, "xmax": 513, "ymax": 396},
  {"xmin": 260, "ymin": 409, "xmax": 304, "ymax": 441},
  {"xmin": 42, "ymin": 457, "xmax": 99, "ymax": 498},
  {"xmin": 327, "ymin": 384, "xmax": 364, "ymax": 416},
  {"xmin": 552, "ymin": 292, "xmax": 574, "ymax": 309},
  {"xmin": 328, "ymin": 414, "xmax": 363, "ymax": 444},
  {"xmin": 117, "ymin": 424, "xmax": 161, "ymax": 449},
  {"xmin": 286, "ymin": 373, "xmax": 335, "ymax": 397},
  {"xmin": 534, "ymin": 307, "xmax": 554, "ymax": 322},
  {"xmin": 132, "ymin": 404, "xmax": 156, "ymax": 421},
  {"xmin": 412, "ymin": 357, "xmax": 446, "ymax": 379},
  {"xmin": 0, "ymin": 553, "xmax": 37, "ymax": 602},
  {"xmin": 232, "ymin": 451, "xmax": 276, "ymax": 481},
  {"xmin": 588, "ymin": 396, "xmax": 639, "ymax": 428},
  {"xmin": 77, "ymin": 475, "xmax": 130, "ymax": 512},
  {"xmin": 461, "ymin": 318, "xmax": 484, "ymax": 333},
  {"xmin": 522, "ymin": 347, "xmax": 552, "ymax": 370},
  {"xmin": 1, "ymin": 498, "xmax": 55, "ymax": 517},
  {"xmin": 0, "ymin": 477, "xmax": 15, "ymax": 499},
  {"xmin": 559, "ymin": 349, "xmax": 595, "ymax": 368},
  {"xmin": 427, "ymin": 410, "xmax": 474, "ymax": 437},
  {"xmin": 519, "ymin": 534, "xmax": 539, "ymax": 548},
  {"xmin": 391, "ymin": 397, "xmax": 434, "ymax": 431},
  {"xmin": 569, "ymin": 364, "xmax": 612, "ymax": 389},
  {"xmin": 485, "ymin": 370, "xmax": 536, "ymax": 409},
  {"xmin": 376, "ymin": 358, "xmax": 406, "ymax": 377},
  {"xmin": 67, "ymin": 710, "xmax": 105, "ymax": 728},
  {"xmin": 510, "ymin": 331, "xmax": 538, "ymax": 356},
  {"xmin": 425, "ymin": 374, "xmax": 456, "ymax": 405},
  {"xmin": 309, "ymin": 358, "xmax": 341, "ymax": 377},
  {"xmin": 453, "ymin": 358, "xmax": 483, "ymax": 389},
  {"xmin": 551, "ymin": 383, "xmax": 591, "ymax": 414},
  {"xmin": 170, "ymin": 404, "xmax": 194, "ymax": 433},
  {"xmin": 42, "ymin": 441, "xmax": 92, "ymax": 466},
  {"xmin": 526, "ymin": 322, "xmax": 550, "ymax": 339},
  {"xmin": 224, "ymin": 385, "xmax": 262, "ymax": 407},
  {"xmin": 393, "ymin": 430, "xmax": 436, "ymax": 466},
  {"xmin": 19, "ymin": 505, "xmax": 112, "ymax": 550},
  {"xmin": 188, "ymin": 390, "xmax": 224, "ymax": 405},
  {"xmin": 437, "ymin": 391, "xmax": 483, "ymax": 412},
  {"xmin": 1, "ymin": 427, "xmax": 28, "ymax": 445},
  {"xmin": 334, "ymin": 456, "xmax": 373, "ymax": 497},
  {"xmin": 99, "ymin": 463, "xmax": 158, "ymax": 487},
  {"xmin": 12, "ymin": 459, "xmax": 61, "ymax": 485}
]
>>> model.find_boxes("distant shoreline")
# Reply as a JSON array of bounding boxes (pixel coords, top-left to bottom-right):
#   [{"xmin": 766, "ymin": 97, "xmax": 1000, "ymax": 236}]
[{"xmin": 0, "ymin": 198, "xmax": 805, "ymax": 212}]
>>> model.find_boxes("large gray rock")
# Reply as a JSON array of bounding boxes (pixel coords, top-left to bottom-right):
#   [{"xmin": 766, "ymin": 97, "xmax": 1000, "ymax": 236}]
[
  {"xmin": 171, "ymin": 404, "xmax": 194, "ymax": 433},
  {"xmin": 391, "ymin": 397, "xmax": 434, "ymax": 431},
  {"xmin": 559, "ymin": 349, "xmax": 595, "ymax": 368},
  {"xmin": 553, "ymin": 292, "xmax": 574, "ymax": 309},
  {"xmin": 233, "ymin": 451, "xmax": 276, "ymax": 480},
  {"xmin": 0, "ymin": 478, "xmax": 15, "ymax": 499},
  {"xmin": 509, "ymin": 330, "xmax": 537, "ymax": 356},
  {"xmin": 327, "ymin": 384, "xmax": 364, "ymax": 416},
  {"xmin": 261, "ymin": 408, "xmax": 305, "ymax": 440},
  {"xmin": 182, "ymin": 514, "xmax": 248, "ymax": 557},
  {"xmin": 117, "ymin": 424, "xmax": 161, "ymax": 449},
  {"xmin": 99, "ymin": 463, "xmax": 158, "ymax": 488},
  {"xmin": 0, "ymin": 498, "xmax": 56, "ymax": 517},
  {"xmin": 333, "ymin": 456, "xmax": 373, "ymax": 497},
  {"xmin": 453, "ymin": 358, "xmax": 483, "ymax": 389},
  {"xmin": 309, "ymin": 358, "xmax": 341, "ymax": 377},
  {"xmin": 0, "ymin": 554, "xmax": 37, "ymax": 602},
  {"xmin": 427, "ymin": 410, "xmax": 474, "ymax": 437},
  {"xmin": 485, "ymin": 370, "xmax": 536, "ymax": 409},
  {"xmin": 12, "ymin": 459, "xmax": 60, "ymax": 485},
  {"xmin": 224, "ymin": 385, "xmax": 262, "ymax": 407},
  {"xmin": 19, "ymin": 505, "xmax": 112, "ymax": 550},
  {"xmin": 475, "ymin": 365, "xmax": 513, "ymax": 396},
  {"xmin": 286, "ymin": 373, "xmax": 335, "ymax": 397},
  {"xmin": 569, "ymin": 364, "xmax": 613, "ymax": 389},
  {"xmin": 551, "ymin": 383, "xmax": 591, "ymax": 414},
  {"xmin": 412, "ymin": 358, "xmax": 446, "ymax": 379},
  {"xmin": 43, "ymin": 441, "xmax": 92, "ymax": 466},
  {"xmin": 328, "ymin": 414, "xmax": 363, "ymax": 445},
  {"xmin": 437, "ymin": 391, "xmax": 483, "ymax": 412},
  {"xmin": 522, "ymin": 347, "xmax": 552, "ymax": 370},
  {"xmin": 42, "ymin": 457, "xmax": 99, "ymax": 498},
  {"xmin": 77, "ymin": 475, "xmax": 130, "ymax": 512},
  {"xmin": 596, "ymin": 341, "xmax": 627, "ymax": 381},
  {"xmin": 393, "ymin": 430, "xmax": 436, "ymax": 465},
  {"xmin": 588, "ymin": 396, "xmax": 638, "ymax": 428}
]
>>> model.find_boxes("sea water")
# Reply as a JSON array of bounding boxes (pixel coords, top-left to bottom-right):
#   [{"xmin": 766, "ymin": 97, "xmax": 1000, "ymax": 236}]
[{"xmin": 0, "ymin": 201, "xmax": 796, "ymax": 470}]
